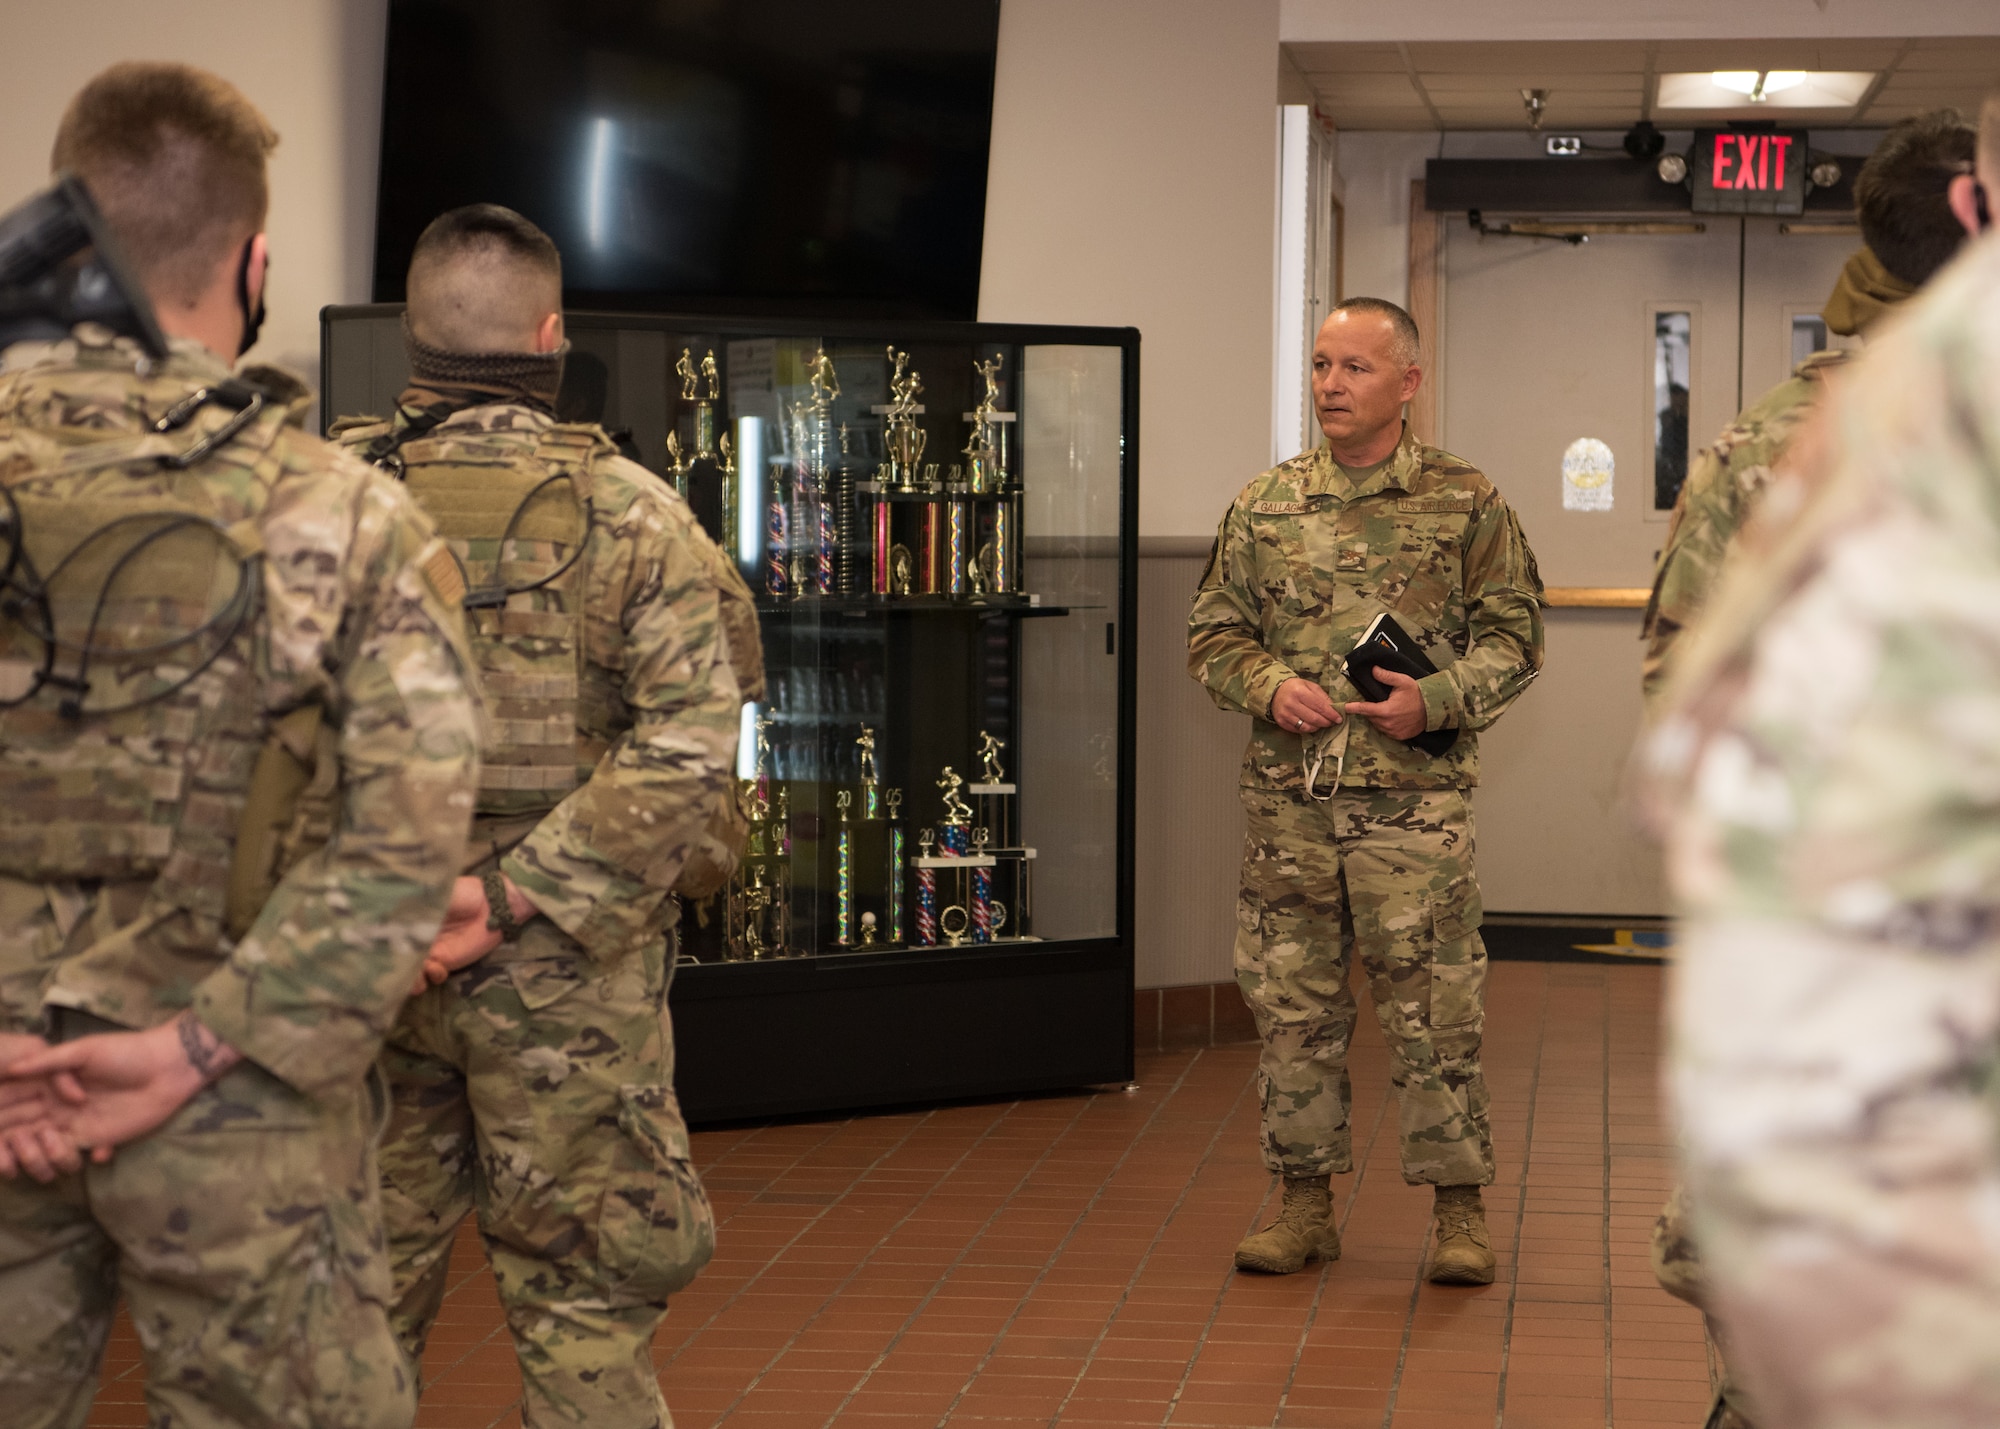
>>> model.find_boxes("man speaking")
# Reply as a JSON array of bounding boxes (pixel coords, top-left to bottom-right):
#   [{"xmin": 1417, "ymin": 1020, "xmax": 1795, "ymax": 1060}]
[{"xmin": 1188, "ymin": 298, "xmax": 1545, "ymax": 1282}]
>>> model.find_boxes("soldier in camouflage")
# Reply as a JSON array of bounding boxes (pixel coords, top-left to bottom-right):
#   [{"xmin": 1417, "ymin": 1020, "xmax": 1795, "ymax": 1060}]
[
  {"xmin": 1637, "ymin": 110, "xmax": 1976, "ymax": 1429},
  {"xmin": 1645, "ymin": 149, "xmax": 2000, "ymax": 1424},
  {"xmin": 1189, "ymin": 297, "xmax": 1544, "ymax": 1283},
  {"xmin": 0, "ymin": 64, "xmax": 482, "ymax": 1427},
  {"xmin": 332, "ymin": 205, "xmax": 747, "ymax": 1429}
]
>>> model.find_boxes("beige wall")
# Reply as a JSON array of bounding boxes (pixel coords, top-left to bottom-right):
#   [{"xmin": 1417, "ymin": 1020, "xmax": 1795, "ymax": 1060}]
[
  {"xmin": 979, "ymin": 0, "xmax": 1281, "ymax": 539},
  {"xmin": 0, "ymin": 0, "xmax": 388, "ymax": 397},
  {"xmin": 981, "ymin": 0, "xmax": 1284, "ymax": 988}
]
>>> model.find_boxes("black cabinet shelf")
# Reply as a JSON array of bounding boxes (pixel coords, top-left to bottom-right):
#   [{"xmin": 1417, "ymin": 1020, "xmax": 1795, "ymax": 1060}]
[{"xmin": 753, "ymin": 596, "xmax": 1081, "ymax": 618}]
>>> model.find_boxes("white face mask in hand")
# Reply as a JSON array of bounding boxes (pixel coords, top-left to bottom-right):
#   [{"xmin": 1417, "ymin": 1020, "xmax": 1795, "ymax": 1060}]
[{"xmin": 1301, "ymin": 718, "xmax": 1349, "ymax": 802}]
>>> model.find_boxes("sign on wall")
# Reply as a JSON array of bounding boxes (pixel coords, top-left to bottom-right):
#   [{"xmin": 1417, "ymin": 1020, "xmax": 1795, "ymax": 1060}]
[{"xmin": 1692, "ymin": 128, "xmax": 1808, "ymax": 216}]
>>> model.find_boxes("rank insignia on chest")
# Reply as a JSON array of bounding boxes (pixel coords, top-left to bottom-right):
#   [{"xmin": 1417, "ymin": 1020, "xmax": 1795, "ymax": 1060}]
[{"xmin": 1336, "ymin": 545, "xmax": 1367, "ymax": 572}]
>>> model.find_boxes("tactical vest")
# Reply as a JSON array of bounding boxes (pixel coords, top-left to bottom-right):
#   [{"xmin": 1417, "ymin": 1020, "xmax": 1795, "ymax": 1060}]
[
  {"xmin": 378, "ymin": 420, "xmax": 601, "ymax": 823},
  {"xmin": 0, "ymin": 379, "xmax": 297, "ymax": 939},
  {"xmin": 338, "ymin": 408, "xmax": 767, "ymax": 897}
]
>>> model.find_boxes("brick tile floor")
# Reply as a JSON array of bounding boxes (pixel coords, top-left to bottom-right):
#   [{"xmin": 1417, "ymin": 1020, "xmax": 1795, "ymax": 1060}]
[{"xmin": 86, "ymin": 960, "xmax": 1711, "ymax": 1428}]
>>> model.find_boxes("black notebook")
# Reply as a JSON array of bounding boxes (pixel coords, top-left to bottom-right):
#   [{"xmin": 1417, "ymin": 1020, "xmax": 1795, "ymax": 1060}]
[{"xmin": 1342, "ymin": 612, "xmax": 1459, "ymax": 757}]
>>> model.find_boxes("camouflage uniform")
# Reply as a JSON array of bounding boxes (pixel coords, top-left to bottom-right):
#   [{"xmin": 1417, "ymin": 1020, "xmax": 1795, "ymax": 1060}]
[
  {"xmin": 1641, "ymin": 350, "xmax": 1852, "ymax": 707},
  {"xmin": 1641, "ymin": 357, "xmax": 1854, "ymax": 1429},
  {"xmin": 335, "ymin": 396, "xmax": 740, "ymax": 1429},
  {"xmin": 0, "ymin": 333, "xmax": 481, "ymax": 1427},
  {"xmin": 1648, "ymin": 235, "xmax": 2000, "ymax": 1425},
  {"xmin": 1188, "ymin": 428, "xmax": 1545, "ymax": 1184}
]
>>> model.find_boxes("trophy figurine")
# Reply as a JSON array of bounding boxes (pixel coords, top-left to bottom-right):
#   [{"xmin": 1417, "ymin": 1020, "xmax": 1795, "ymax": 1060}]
[
  {"xmin": 936, "ymin": 765, "xmax": 972, "ymax": 855},
  {"xmin": 978, "ymin": 732, "xmax": 1006, "ymax": 784},
  {"xmin": 890, "ymin": 544, "xmax": 913, "ymax": 597},
  {"xmin": 676, "ymin": 347, "xmax": 698, "ymax": 402},
  {"xmin": 857, "ymin": 724, "xmax": 880, "ymax": 818}
]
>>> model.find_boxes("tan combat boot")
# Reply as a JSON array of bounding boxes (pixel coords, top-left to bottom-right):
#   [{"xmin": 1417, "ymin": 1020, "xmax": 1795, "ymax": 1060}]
[
  {"xmin": 1428, "ymin": 1184, "xmax": 1496, "ymax": 1285},
  {"xmin": 1234, "ymin": 1175, "xmax": 1339, "ymax": 1274}
]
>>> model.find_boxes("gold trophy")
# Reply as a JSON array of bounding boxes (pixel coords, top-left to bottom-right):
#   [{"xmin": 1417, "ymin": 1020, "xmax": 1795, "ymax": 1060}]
[
  {"xmin": 978, "ymin": 731, "xmax": 1007, "ymax": 784},
  {"xmin": 884, "ymin": 347, "xmax": 927, "ymax": 492},
  {"xmin": 857, "ymin": 724, "xmax": 880, "ymax": 818},
  {"xmin": 669, "ymin": 346, "xmax": 722, "ymax": 503},
  {"xmin": 727, "ymin": 713, "xmax": 790, "ymax": 958}
]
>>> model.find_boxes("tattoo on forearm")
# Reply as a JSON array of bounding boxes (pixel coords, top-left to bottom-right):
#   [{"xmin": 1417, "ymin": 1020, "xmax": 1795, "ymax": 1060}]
[{"xmin": 176, "ymin": 1013, "xmax": 222, "ymax": 1079}]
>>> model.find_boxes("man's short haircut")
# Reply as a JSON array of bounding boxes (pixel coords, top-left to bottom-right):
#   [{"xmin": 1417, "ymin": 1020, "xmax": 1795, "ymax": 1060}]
[
  {"xmin": 1853, "ymin": 109, "xmax": 1977, "ymax": 287},
  {"xmin": 1328, "ymin": 297, "xmax": 1421, "ymax": 369},
  {"xmin": 406, "ymin": 205, "xmax": 563, "ymax": 353},
  {"xmin": 51, "ymin": 63, "xmax": 277, "ymax": 309}
]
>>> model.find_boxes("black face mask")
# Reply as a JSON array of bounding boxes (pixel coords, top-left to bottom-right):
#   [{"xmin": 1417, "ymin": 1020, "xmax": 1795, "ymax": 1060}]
[{"xmin": 234, "ymin": 237, "xmax": 266, "ymax": 357}]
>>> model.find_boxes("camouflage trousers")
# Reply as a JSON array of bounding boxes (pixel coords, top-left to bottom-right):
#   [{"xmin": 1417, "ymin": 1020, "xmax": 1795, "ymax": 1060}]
[
  {"xmin": 1235, "ymin": 785, "xmax": 1493, "ymax": 1186},
  {"xmin": 0, "ymin": 1013, "xmax": 413, "ymax": 1429},
  {"xmin": 378, "ymin": 925, "xmax": 713, "ymax": 1429},
  {"xmin": 1653, "ymin": 1184, "xmax": 1756, "ymax": 1427}
]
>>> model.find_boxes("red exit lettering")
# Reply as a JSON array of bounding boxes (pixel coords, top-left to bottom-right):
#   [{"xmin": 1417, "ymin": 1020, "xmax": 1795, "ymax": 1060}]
[{"xmin": 1713, "ymin": 133, "xmax": 1796, "ymax": 192}]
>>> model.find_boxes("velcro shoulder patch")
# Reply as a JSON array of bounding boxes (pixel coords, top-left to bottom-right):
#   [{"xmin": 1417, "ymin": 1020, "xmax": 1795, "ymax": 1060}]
[
  {"xmin": 422, "ymin": 543, "xmax": 467, "ymax": 608},
  {"xmin": 1251, "ymin": 500, "xmax": 1311, "ymax": 515},
  {"xmin": 1398, "ymin": 493, "xmax": 1475, "ymax": 514}
]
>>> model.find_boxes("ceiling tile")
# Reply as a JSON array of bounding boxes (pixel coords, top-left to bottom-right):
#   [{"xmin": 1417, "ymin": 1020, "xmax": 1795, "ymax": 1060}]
[
  {"xmin": 1284, "ymin": 42, "xmax": 1406, "ymax": 75},
  {"xmin": 1319, "ymin": 107, "xmax": 1441, "ymax": 131},
  {"xmin": 1307, "ymin": 73, "xmax": 1425, "ymax": 104},
  {"xmin": 1417, "ymin": 73, "xmax": 1644, "ymax": 94},
  {"xmin": 1653, "ymin": 39, "xmax": 1901, "ymax": 71},
  {"xmin": 1404, "ymin": 41, "xmax": 1645, "ymax": 73}
]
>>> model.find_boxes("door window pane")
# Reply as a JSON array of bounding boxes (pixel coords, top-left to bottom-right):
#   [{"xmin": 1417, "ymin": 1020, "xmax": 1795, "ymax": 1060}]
[
  {"xmin": 1791, "ymin": 313, "xmax": 1830, "ymax": 368},
  {"xmin": 1653, "ymin": 312, "xmax": 1692, "ymax": 511}
]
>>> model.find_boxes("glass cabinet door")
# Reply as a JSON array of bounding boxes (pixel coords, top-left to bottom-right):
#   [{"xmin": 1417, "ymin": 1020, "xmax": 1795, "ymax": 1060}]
[
  {"xmin": 321, "ymin": 306, "xmax": 1131, "ymax": 969},
  {"xmin": 559, "ymin": 323, "xmax": 1125, "ymax": 964}
]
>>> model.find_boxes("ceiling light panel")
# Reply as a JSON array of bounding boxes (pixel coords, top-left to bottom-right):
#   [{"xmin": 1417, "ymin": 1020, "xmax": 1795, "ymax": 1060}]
[{"xmin": 1656, "ymin": 71, "xmax": 1876, "ymax": 110}]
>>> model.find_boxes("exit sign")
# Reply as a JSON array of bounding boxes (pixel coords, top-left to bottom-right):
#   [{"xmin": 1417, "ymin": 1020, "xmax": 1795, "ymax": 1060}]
[{"xmin": 1693, "ymin": 128, "xmax": 1808, "ymax": 215}]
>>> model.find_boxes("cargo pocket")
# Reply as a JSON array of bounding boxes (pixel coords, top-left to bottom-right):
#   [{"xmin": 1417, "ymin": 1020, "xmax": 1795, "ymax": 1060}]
[
  {"xmin": 1427, "ymin": 876, "xmax": 1486, "ymax": 1032},
  {"xmin": 597, "ymin": 1083, "xmax": 715, "ymax": 1306},
  {"xmin": 506, "ymin": 955, "xmax": 588, "ymax": 1011},
  {"xmin": 1235, "ymin": 881, "xmax": 1262, "ymax": 937}
]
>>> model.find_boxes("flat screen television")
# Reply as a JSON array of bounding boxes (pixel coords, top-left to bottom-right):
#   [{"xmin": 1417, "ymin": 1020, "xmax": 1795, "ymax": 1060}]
[{"xmin": 373, "ymin": 0, "xmax": 1001, "ymax": 320}]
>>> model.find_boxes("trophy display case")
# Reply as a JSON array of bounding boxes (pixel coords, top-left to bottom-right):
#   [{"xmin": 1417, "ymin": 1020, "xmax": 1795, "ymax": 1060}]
[{"xmin": 322, "ymin": 307, "xmax": 1138, "ymax": 1121}]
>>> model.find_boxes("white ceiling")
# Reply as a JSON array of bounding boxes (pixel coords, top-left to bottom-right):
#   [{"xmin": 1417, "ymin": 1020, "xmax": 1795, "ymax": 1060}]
[{"xmin": 1285, "ymin": 36, "xmax": 2000, "ymax": 130}]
